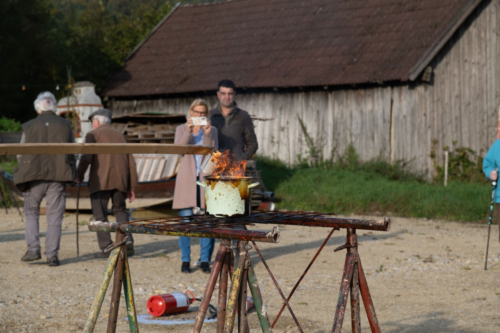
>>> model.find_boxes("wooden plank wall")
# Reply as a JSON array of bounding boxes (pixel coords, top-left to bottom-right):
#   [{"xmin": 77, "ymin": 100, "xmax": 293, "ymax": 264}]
[
  {"xmin": 394, "ymin": 0, "xmax": 499, "ymax": 173},
  {"xmin": 108, "ymin": 0, "xmax": 499, "ymax": 177}
]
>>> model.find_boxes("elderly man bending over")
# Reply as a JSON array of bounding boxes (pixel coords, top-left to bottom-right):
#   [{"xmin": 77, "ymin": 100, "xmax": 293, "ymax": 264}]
[
  {"xmin": 14, "ymin": 92, "xmax": 76, "ymax": 267},
  {"xmin": 77, "ymin": 109, "xmax": 138, "ymax": 258}
]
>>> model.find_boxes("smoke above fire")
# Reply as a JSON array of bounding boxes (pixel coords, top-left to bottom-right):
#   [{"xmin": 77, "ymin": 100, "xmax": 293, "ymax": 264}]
[{"xmin": 211, "ymin": 150, "xmax": 247, "ymax": 178}]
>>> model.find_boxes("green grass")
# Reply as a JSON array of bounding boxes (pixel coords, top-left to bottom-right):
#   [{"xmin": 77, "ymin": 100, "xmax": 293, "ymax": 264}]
[
  {"xmin": 0, "ymin": 159, "xmax": 18, "ymax": 175},
  {"xmin": 257, "ymin": 157, "xmax": 493, "ymax": 222}
]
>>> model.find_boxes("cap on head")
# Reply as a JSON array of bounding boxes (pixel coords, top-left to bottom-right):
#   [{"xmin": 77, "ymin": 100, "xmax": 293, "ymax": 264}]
[
  {"xmin": 88, "ymin": 108, "xmax": 112, "ymax": 121},
  {"xmin": 34, "ymin": 92, "xmax": 57, "ymax": 112}
]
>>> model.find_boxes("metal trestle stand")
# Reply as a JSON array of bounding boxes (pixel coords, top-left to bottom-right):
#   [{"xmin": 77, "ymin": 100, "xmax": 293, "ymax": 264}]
[
  {"xmin": 84, "ymin": 229, "xmax": 139, "ymax": 333},
  {"xmin": 192, "ymin": 240, "xmax": 272, "ymax": 333},
  {"xmin": 331, "ymin": 228, "xmax": 381, "ymax": 333}
]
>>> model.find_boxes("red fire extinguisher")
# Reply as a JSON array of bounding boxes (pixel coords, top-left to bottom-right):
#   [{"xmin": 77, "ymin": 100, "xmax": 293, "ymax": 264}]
[{"xmin": 147, "ymin": 290, "xmax": 196, "ymax": 317}]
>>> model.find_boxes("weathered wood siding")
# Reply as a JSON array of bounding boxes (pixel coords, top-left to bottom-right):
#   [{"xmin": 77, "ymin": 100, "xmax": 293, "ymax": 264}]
[{"xmin": 109, "ymin": 0, "xmax": 500, "ymax": 176}]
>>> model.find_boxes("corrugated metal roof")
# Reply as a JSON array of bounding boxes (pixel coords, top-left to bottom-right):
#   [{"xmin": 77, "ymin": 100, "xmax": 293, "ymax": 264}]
[{"xmin": 103, "ymin": 0, "xmax": 477, "ymax": 97}]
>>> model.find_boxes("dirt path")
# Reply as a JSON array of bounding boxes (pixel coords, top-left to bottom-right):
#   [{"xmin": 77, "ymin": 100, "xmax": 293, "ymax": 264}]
[{"xmin": 1, "ymin": 211, "xmax": 499, "ymax": 332}]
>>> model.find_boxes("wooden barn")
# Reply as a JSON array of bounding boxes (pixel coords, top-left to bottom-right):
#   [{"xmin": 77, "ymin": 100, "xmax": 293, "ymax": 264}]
[{"xmin": 102, "ymin": 0, "xmax": 500, "ymax": 175}]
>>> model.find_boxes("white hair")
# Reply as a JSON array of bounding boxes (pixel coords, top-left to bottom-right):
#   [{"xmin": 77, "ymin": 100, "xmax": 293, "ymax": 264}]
[
  {"xmin": 93, "ymin": 115, "xmax": 111, "ymax": 125},
  {"xmin": 34, "ymin": 91, "xmax": 57, "ymax": 112}
]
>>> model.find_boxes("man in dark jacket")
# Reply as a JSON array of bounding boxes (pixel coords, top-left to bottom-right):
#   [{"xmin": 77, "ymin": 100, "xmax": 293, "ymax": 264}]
[
  {"xmin": 77, "ymin": 109, "xmax": 138, "ymax": 258},
  {"xmin": 14, "ymin": 92, "xmax": 76, "ymax": 266},
  {"xmin": 209, "ymin": 80, "xmax": 258, "ymax": 160}
]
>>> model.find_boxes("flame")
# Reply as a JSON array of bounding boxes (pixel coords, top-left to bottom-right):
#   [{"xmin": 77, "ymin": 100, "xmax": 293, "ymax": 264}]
[{"xmin": 211, "ymin": 150, "xmax": 247, "ymax": 178}]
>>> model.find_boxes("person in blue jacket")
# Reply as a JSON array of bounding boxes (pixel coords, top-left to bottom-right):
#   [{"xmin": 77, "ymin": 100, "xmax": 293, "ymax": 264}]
[{"xmin": 483, "ymin": 140, "xmax": 500, "ymax": 241}]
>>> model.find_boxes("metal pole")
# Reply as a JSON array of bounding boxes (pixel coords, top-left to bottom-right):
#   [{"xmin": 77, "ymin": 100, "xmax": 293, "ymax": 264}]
[
  {"xmin": 217, "ymin": 249, "xmax": 231, "ymax": 332},
  {"xmin": 272, "ymin": 228, "xmax": 335, "ymax": 327},
  {"xmin": 252, "ymin": 241, "xmax": 303, "ymax": 333},
  {"xmin": 444, "ymin": 151, "xmax": 448, "ymax": 186},
  {"xmin": 247, "ymin": 265, "xmax": 272, "ymax": 333},
  {"xmin": 357, "ymin": 255, "xmax": 381, "ymax": 333},
  {"xmin": 224, "ymin": 241, "xmax": 248, "ymax": 333},
  {"xmin": 107, "ymin": 231, "xmax": 126, "ymax": 333},
  {"xmin": 122, "ymin": 251, "xmax": 139, "ymax": 333},
  {"xmin": 76, "ymin": 183, "xmax": 81, "ymax": 257},
  {"xmin": 192, "ymin": 242, "xmax": 227, "ymax": 333},
  {"xmin": 485, "ymin": 180, "xmax": 497, "ymax": 270},
  {"xmin": 84, "ymin": 247, "xmax": 121, "ymax": 333},
  {"xmin": 331, "ymin": 253, "xmax": 355, "ymax": 333},
  {"xmin": 238, "ymin": 258, "xmax": 249, "ymax": 333}
]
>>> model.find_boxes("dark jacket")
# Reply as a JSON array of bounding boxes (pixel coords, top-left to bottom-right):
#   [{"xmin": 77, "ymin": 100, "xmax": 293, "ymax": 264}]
[
  {"xmin": 209, "ymin": 103, "xmax": 258, "ymax": 160},
  {"xmin": 77, "ymin": 124, "xmax": 138, "ymax": 195},
  {"xmin": 14, "ymin": 111, "xmax": 76, "ymax": 191}
]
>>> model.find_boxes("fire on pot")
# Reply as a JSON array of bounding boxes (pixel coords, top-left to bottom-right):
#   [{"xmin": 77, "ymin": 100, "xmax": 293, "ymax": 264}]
[{"xmin": 197, "ymin": 150, "xmax": 259, "ymax": 217}]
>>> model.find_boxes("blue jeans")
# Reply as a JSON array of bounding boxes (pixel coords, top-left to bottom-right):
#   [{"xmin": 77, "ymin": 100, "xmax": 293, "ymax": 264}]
[{"xmin": 179, "ymin": 208, "xmax": 215, "ymax": 263}]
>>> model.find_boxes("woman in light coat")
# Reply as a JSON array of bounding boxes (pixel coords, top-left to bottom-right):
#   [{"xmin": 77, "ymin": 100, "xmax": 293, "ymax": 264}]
[{"xmin": 172, "ymin": 99, "xmax": 218, "ymax": 273}]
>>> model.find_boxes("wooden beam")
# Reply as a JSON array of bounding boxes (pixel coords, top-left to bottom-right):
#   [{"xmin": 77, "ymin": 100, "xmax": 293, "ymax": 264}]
[{"xmin": 0, "ymin": 143, "xmax": 213, "ymax": 155}]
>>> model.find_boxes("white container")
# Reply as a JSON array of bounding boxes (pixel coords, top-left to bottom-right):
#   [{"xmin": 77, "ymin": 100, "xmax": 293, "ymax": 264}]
[{"xmin": 197, "ymin": 177, "xmax": 259, "ymax": 217}]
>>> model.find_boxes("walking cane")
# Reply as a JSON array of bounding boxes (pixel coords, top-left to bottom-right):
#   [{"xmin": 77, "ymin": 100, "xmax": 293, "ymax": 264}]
[
  {"xmin": 76, "ymin": 182, "xmax": 81, "ymax": 257},
  {"xmin": 485, "ymin": 179, "xmax": 497, "ymax": 270}
]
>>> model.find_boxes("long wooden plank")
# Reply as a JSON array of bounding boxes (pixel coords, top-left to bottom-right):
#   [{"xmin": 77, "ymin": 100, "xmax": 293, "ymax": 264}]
[{"xmin": 0, "ymin": 143, "xmax": 213, "ymax": 156}]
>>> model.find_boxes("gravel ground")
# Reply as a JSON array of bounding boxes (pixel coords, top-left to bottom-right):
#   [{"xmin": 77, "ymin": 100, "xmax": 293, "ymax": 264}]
[{"xmin": 1, "ymin": 210, "xmax": 499, "ymax": 332}]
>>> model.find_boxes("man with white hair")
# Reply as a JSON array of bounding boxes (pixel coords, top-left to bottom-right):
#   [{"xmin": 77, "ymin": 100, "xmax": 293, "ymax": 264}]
[
  {"xmin": 77, "ymin": 109, "xmax": 138, "ymax": 258},
  {"xmin": 14, "ymin": 91, "xmax": 77, "ymax": 267}
]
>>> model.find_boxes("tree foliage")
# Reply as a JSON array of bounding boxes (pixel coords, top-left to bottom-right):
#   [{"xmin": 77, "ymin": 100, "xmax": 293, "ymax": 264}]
[{"xmin": 1, "ymin": 0, "xmax": 172, "ymax": 123}]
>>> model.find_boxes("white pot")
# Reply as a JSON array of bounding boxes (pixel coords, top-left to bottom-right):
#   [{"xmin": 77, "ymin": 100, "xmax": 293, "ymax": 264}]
[{"xmin": 197, "ymin": 177, "xmax": 259, "ymax": 217}]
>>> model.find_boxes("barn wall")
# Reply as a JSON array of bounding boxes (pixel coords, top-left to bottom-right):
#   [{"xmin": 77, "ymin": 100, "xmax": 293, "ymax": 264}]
[
  {"xmin": 391, "ymin": 0, "xmax": 500, "ymax": 174},
  {"xmin": 108, "ymin": 0, "xmax": 499, "ymax": 176}
]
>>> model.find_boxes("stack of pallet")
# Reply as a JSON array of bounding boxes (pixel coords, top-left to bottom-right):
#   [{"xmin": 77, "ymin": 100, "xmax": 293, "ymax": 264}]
[{"xmin": 111, "ymin": 122, "xmax": 180, "ymax": 143}]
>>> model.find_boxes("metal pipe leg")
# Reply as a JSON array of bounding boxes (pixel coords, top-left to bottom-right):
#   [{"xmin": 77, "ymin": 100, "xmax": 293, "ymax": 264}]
[
  {"xmin": 192, "ymin": 242, "xmax": 227, "ymax": 333},
  {"xmin": 84, "ymin": 247, "xmax": 121, "ymax": 333},
  {"xmin": 247, "ymin": 265, "xmax": 271, "ymax": 333},
  {"xmin": 272, "ymin": 228, "xmax": 335, "ymax": 328},
  {"xmin": 122, "ymin": 252, "xmax": 139, "ymax": 333},
  {"xmin": 238, "ymin": 260, "xmax": 249, "ymax": 333},
  {"xmin": 107, "ymin": 232, "xmax": 126, "ymax": 333},
  {"xmin": 217, "ymin": 250, "xmax": 231, "ymax": 333},
  {"xmin": 332, "ymin": 253, "xmax": 355, "ymax": 333},
  {"xmin": 252, "ymin": 241, "xmax": 303, "ymax": 333},
  {"xmin": 224, "ymin": 241, "xmax": 248, "ymax": 333},
  {"xmin": 351, "ymin": 261, "xmax": 361, "ymax": 333},
  {"xmin": 358, "ymin": 255, "xmax": 381, "ymax": 333}
]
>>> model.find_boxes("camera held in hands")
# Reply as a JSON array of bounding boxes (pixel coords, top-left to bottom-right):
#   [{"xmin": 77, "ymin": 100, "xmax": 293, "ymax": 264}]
[{"xmin": 192, "ymin": 117, "xmax": 207, "ymax": 126}]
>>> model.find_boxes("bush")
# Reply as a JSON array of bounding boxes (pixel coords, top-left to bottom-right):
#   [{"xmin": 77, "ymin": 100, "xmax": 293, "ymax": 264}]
[
  {"xmin": 430, "ymin": 140, "xmax": 486, "ymax": 184},
  {"xmin": 256, "ymin": 144, "xmax": 491, "ymax": 222},
  {"xmin": 0, "ymin": 117, "xmax": 21, "ymax": 132}
]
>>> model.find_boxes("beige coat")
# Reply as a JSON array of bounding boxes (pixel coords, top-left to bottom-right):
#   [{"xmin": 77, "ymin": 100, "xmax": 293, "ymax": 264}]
[
  {"xmin": 77, "ymin": 124, "xmax": 138, "ymax": 195},
  {"xmin": 172, "ymin": 124, "xmax": 218, "ymax": 209}
]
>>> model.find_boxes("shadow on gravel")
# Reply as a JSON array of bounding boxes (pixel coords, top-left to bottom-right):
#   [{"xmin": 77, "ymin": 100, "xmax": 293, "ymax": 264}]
[
  {"xmin": 26, "ymin": 239, "xmax": 181, "ymax": 266},
  {"xmin": 249, "ymin": 231, "xmax": 404, "ymax": 264},
  {"xmin": 383, "ymin": 312, "xmax": 485, "ymax": 333},
  {"xmin": 0, "ymin": 229, "xmax": 93, "ymax": 242}
]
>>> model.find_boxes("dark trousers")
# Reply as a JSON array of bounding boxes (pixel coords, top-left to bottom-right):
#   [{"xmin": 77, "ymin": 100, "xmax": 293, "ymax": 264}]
[{"xmin": 90, "ymin": 190, "xmax": 134, "ymax": 251}]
